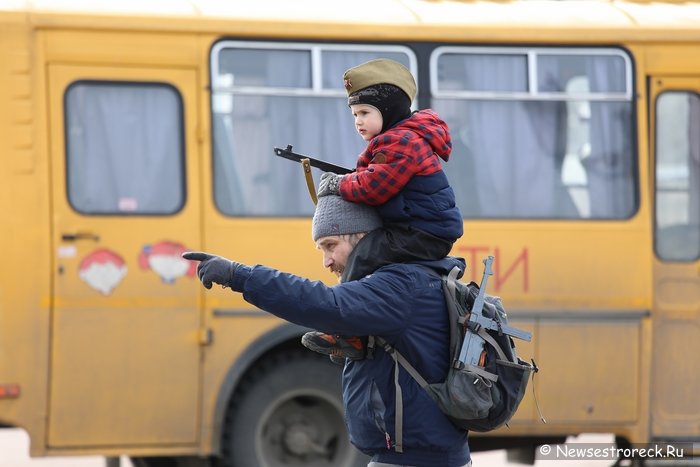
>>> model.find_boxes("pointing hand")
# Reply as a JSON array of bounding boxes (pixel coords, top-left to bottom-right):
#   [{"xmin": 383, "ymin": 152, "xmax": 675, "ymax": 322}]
[{"xmin": 182, "ymin": 251, "xmax": 242, "ymax": 289}]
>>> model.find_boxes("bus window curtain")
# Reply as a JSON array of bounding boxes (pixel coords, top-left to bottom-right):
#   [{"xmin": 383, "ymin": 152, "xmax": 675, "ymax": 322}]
[
  {"xmin": 458, "ymin": 56, "xmax": 570, "ymax": 218},
  {"xmin": 66, "ymin": 84, "xmax": 183, "ymax": 214},
  {"xmin": 217, "ymin": 52, "xmax": 368, "ymax": 216},
  {"xmin": 689, "ymin": 93, "xmax": 700, "ymax": 228},
  {"xmin": 451, "ymin": 55, "xmax": 634, "ymax": 219},
  {"xmin": 583, "ymin": 56, "xmax": 635, "ymax": 218},
  {"xmin": 265, "ymin": 53, "xmax": 365, "ymax": 215}
]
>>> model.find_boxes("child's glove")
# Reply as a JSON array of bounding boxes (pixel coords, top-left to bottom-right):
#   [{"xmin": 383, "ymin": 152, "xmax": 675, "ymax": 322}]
[
  {"xmin": 317, "ymin": 172, "xmax": 342, "ymax": 197},
  {"xmin": 182, "ymin": 252, "xmax": 242, "ymax": 289}
]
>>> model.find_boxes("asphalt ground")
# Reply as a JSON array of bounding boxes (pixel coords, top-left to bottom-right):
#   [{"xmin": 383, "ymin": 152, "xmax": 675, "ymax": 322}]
[{"xmin": 2, "ymin": 429, "xmax": 697, "ymax": 467}]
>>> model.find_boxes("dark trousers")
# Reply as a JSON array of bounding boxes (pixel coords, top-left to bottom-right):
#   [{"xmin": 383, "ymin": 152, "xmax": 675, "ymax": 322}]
[{"xmin": 341, "ymin": 223, "xmax": 453, "ymax": 283}]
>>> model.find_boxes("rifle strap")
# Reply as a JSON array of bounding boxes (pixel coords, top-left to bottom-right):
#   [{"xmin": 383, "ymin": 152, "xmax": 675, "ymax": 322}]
[
  {"xmin": 300, "ymin": 158, "xmax": 317, "ymax": 205},
  {"xmin": 476, "ymin": 327, "xmax": 510, "ymax": 363}
]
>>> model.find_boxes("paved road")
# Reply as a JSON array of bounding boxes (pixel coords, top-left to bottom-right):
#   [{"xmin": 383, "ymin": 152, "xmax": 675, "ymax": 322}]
[
  {"xmin": 0, "ymin": 429, "xmax": 120, "ymax": 467},
  {"xmin": 0, "ymin": 428, "xmax": 630, "ymax": 467}
]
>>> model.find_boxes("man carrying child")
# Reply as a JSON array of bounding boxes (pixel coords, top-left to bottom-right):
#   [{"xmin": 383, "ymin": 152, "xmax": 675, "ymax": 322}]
[{"xmin": 302, "ymin": 58, "xmax": 463, "ymax": 364}]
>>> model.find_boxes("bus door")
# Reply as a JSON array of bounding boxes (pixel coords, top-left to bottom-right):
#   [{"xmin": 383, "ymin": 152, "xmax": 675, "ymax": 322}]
[
  {"xmin": 650, "ymin": 76, "xmax": 700, "ymax": 439},
  {"xmin": 47, "ymin": 65, "xmax": 203, "ymax": 448}
]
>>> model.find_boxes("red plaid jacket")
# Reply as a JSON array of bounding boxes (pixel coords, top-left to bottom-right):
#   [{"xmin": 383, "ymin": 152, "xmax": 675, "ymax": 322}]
[{"xmin": 338, "ymin": 109, "xmax": 452, "ymax": 205}]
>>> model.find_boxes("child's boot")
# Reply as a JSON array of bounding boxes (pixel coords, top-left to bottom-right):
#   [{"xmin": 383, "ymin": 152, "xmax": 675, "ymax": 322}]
[{"xmin": 301, "ymin": 332, "xmax": 366, "ymax": 360}]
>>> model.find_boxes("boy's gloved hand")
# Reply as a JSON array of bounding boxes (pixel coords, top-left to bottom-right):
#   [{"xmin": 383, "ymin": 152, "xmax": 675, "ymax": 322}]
[
  {"xmin": 317, "ymin": 172, "xmax": 342, "ymax": 197},
  {"xmin": 182, "ymin": 252, "xmax": 242, "ymax": 289}
]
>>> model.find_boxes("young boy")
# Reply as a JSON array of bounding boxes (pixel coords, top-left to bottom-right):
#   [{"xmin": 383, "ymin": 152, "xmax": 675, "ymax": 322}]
[{"xmin": 301, "ymin": 58, "xmax": 463, "ymax": 362}]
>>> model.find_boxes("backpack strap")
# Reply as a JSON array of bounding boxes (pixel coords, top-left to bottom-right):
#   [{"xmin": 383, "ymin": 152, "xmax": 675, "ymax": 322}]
[
  {"xmin": 416, "ymin": 264, "xmax": 465, "ymax": 363},
  {"xmin": 442, "ymin": 266, "xmax": 466, "ymax": 363},
  {"xmin": 475, "ymin": 327, "xmax": 511, "ymax": 363},
  {"xmin": 375, "ymin": 336, "xmax": 429, "ymax": 389},
  {"xmin": 389, "ymin": 345, "xmax": 403, "ymax": 453},
  {"xmin": 371, "ymin": 265, "xmax": 461, "ymax": 453},
  {"xmin": 444, "ymin": 265, "xmax": 461, "ymax": 303},
  {"xmin": 374, "ymin": 336, "xmax": 432, "ymax": 454}
]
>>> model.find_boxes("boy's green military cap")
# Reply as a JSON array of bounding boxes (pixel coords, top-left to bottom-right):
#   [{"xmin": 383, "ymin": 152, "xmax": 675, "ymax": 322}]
[{"xmin": 343, "ymin": 59, "xmax": 416, "ymax": 103}]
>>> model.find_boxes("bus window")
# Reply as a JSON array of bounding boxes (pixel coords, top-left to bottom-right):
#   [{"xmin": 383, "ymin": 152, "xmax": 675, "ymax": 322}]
[
  {"xmin": 431, "ymin": 47, "xmax": 636, "ymax": 219},
  {"xmin": 65, "ymin": 82, "xmax": 185, "ymax": 215},
  {"xmin": 209, "ymin": 41, "xmax": 416, "ymax": 216},
  {"xmin": 655, "ymin": 91, "xmax": 700, "ymax": 261}
]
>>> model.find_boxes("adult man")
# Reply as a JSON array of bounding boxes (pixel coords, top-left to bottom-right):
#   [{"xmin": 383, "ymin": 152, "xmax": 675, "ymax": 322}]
[{"xmin": 183, "ymin": 195, "xmax": 471, "ymax": 467}]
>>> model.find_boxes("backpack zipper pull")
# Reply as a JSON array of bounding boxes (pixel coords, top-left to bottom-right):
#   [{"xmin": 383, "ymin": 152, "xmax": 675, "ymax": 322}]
[{"xmin": 385, "ymin": 432, "xmax": 391, "ymax": 450}]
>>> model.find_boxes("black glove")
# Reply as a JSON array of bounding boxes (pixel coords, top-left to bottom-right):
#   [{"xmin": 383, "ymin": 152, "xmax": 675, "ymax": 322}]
[
  {"xmin": 317, "ymin": 172, "xmax": 342, "ymax": 197},
  {"xmin": 182, "ymin": 251, "xmax": 242, "ymax": 289}
]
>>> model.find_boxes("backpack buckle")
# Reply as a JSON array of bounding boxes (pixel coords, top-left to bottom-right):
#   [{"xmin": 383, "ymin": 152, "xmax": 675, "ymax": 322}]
[{"xmin": 366, "ymin": 336, "xmax": 376, "ymax": 359}]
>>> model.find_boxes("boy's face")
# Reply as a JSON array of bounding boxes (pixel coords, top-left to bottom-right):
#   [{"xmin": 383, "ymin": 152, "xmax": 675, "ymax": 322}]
[{"xmin": 350, "ymin": 104, "xmax": 383, "ymax": 141}]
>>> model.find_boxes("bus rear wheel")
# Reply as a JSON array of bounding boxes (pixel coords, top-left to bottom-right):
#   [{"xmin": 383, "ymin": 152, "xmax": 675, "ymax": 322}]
[{"xmin": 221, "ymin": 349, "xmax": 368, "ymax": 467}]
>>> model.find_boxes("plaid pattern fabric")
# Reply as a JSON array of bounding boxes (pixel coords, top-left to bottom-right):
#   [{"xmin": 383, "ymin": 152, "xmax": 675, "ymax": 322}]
[{"xmin": 339, "ymin": 109, "xmax": 452, "ymax": 205}]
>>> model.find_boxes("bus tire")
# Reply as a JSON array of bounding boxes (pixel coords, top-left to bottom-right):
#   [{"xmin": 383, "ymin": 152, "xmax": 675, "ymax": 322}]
[{"xmin": 221, "ymin": 349, "xmax": 369, "ymax": 467}]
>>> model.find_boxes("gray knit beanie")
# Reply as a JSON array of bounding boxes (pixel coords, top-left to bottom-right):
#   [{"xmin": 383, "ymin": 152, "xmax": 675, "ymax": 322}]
[{"xmin": 312, "ymin": 195, "xmax": 382, "ymax": 241}]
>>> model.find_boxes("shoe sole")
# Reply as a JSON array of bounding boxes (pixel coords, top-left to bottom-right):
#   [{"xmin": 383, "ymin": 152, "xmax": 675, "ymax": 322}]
[{"xmin": 301, "ymin": 335, "xmax": 363, "ymax": 360}]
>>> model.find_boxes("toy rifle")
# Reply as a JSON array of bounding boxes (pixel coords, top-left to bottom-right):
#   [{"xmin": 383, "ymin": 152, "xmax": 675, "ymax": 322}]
[
  {"xmin": 455, "ymin": 256, "xmax": 532, "ymax": 382},
  {"xmin": 273, "ymin": 145, "xmax": 353, "ymax": 205},
  {"xmin": 273, "ymin": 145, "xmax": 353, "ymax": 174}
]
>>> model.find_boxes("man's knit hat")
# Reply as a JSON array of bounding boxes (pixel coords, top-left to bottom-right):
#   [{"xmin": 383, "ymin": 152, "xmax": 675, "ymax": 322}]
[
  {"xmin": 343, "ymin": 59, "xmax": 416, "ymax": 102},
  {"xmin": 312, "ymin": 195, "xmax": 382, "ymax": 241}
]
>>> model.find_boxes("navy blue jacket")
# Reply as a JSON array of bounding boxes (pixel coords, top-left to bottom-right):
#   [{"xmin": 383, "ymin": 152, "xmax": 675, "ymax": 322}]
[{"xmin": 231, "ymin": 255, "xmax": 471, "ymax": 467}]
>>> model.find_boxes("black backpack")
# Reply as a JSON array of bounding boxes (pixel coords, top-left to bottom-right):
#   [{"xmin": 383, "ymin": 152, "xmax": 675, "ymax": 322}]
[{"xmin": 374, "ymin": 257, "xmax": 540, "ymax": 451}]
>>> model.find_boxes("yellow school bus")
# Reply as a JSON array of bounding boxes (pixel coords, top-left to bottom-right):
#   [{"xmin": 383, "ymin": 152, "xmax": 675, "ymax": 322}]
[{"xmin": 1, "ymin": 1, "xmax": 699, "ymax": 465}]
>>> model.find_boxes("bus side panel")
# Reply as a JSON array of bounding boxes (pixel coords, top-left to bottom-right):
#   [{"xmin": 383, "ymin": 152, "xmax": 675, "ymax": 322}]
[{"xmin": 0, "ymin": 17, "xmax": 53, "ymax": 456}]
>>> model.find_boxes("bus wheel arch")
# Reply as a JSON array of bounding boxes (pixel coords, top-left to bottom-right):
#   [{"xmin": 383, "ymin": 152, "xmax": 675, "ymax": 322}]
[
  {"xmin": 219, "ymin": 348, "xmax": 368, "ymax": 467},
  {"xmin": 210, "ymin": 323, "xmax": 309, "ymax": 455}
]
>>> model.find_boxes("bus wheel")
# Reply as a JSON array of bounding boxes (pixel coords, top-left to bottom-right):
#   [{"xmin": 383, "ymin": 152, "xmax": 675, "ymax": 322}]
[{"xmin": 221, "ymin": 349, "xmax": 368, "ymax": 467}]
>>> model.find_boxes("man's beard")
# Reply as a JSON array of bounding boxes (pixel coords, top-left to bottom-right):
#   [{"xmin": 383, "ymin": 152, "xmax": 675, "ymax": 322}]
[{"xmin": 330, "ymin": 265, "xmax": 344, "ymax": 278}]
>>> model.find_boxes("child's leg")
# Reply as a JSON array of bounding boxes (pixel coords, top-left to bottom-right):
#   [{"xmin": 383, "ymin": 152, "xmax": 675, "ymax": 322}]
[
  {"xmin": 303, "ymin": 225, "xmax": 451, "ymax": 363},
  {"xmin": 301, "ymin": 332, "xmax": 367, "ymax": 360},
  {"xmin": 386, "ymin": 223, "xmax": 454, "ymax": 260},
  {"xmin": 341, "ymin": 223, "xmax": 453, "ymax": 282}
]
